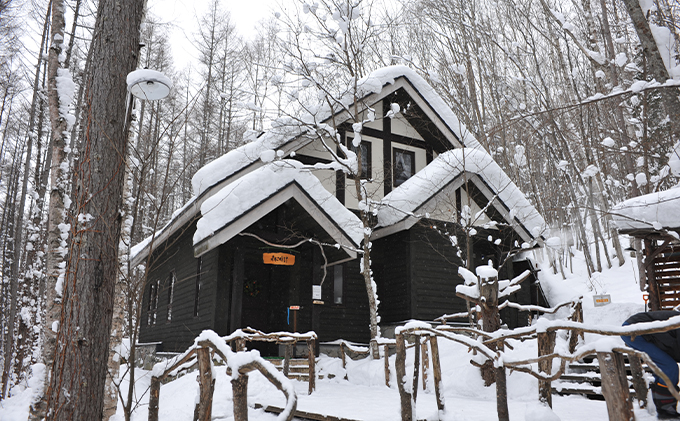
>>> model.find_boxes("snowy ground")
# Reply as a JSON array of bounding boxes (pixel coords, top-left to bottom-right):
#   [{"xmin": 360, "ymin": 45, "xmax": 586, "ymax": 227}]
[{"xmin": 0, "ymin": 244, "xmax": 664, "ymax": 420}]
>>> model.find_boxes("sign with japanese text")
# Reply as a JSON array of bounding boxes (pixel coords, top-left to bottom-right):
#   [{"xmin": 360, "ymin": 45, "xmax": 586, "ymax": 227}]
[
  {"xmin": 263, "ymin": 252, "xmax": 295, "ymax": 266},
  {"xmin": 593, "ymin": 294, "xmax": 611, "ymax": 307}
]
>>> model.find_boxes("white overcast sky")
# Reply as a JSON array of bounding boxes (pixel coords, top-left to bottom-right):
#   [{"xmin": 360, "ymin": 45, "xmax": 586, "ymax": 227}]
[{"xmin": 147, "ymin": 0, "xmax": 283, "ymax": 70}]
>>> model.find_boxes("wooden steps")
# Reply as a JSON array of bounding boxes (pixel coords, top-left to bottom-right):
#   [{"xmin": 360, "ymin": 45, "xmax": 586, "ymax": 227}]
[
  {"xmin": 553, "ymin": 355, "xmax": 650, "ymax": 400},
  {"xmin": 265, "ymin": 357, "xmax": 322, "ymax": 382}
]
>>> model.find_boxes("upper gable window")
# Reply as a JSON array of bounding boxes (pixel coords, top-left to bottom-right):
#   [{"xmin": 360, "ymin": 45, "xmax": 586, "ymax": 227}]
[
  {"xmin": 347, "ymin": 137, "xmax": 371, "ymax": 180},
  {"xmin": 393, "ymin": 148, "xmax": 415, "ymax": 187}
]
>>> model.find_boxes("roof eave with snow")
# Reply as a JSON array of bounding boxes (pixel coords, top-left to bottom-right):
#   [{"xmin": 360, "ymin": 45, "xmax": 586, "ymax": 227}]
[{"xmin": 375, "ymin": 148, "xmax": 546, "ymax": 243}]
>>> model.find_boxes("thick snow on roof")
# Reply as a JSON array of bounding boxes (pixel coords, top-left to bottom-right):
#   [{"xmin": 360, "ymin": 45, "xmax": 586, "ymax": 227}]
[
  {"xmin": 192, "ymin": 122, "xmax": 305, "ymax": 196},
  {"xmin": 191, "ymin": 65, "xmax": 482, "ymax": 197},
  {"xmin": 377, "ymin": 148, "xmax": 546, "ymax": 238},
  {"xmin": 611, "ymin": 186, "xmax": 680, "ymax": 232},
  {"xmin": 194, "ymin": 159, "xmax": 363, "ymax": 246},
  {"xmin": 365, "ymin": 66, "xmax": 482, "ymax": 150}
]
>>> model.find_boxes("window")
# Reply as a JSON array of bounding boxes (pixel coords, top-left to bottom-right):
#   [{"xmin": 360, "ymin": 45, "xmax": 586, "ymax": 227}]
[
  {"xmin": 193, "ymin": 257, "xmax": 202, "ymax": 317},
  {"xmin": 347, "ymin": 137, "xmax": 371, "ymax": 179},
  {"xmin": 333, "ymin": 265, "xmax": 344, "ymax": 305},
  {"xmin": 146, "ymin": 283, "xmax": 155, "ymax": 326},
  {"xmin": 147, "ymin": 279, "xmax": 159, "ymax": 326},
  {"xmin": 166, "ymin": 271, "xmax": 176, "ymax": 322},
  {"xmin": 393, "ymin": 148, "xmax": 415, "ymax": 187}
]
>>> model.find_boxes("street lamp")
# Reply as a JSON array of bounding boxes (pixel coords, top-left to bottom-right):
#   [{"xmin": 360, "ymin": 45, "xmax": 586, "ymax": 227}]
[{"xmin": 126, "ymin": 69, "xmax": 173, "ymax": 101}]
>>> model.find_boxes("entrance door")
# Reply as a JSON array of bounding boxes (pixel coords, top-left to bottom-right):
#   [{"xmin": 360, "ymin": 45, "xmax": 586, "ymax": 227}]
[
  {"xmin": 240, "ymin": 260, "xmax": 291, "ymax": 355},
  {"xmin": 241, "ymin": 261, "xmax": 290, "ymax": 331}
]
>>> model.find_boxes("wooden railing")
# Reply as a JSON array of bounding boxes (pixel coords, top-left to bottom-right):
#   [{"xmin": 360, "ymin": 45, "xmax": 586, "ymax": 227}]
[
  {"xmin": 148, "ymin": 329, "xmax": 307, "ymax": 421},
  {"xmin": 392, "ymin": 314, "xmax": 680, "ymax": 421},
  {"xmin": 224, "ymin": 328, "xmax": 317, "ymax": 395}
]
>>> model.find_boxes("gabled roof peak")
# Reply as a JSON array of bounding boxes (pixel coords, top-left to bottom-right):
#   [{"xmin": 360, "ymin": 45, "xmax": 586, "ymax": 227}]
[{"xmin": 191, "ymin": 65, "xmax": 483, "ymax": 198}]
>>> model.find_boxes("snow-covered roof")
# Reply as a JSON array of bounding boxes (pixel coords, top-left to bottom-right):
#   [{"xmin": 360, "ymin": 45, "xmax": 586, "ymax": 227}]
[
  {"xmin": 377, "ymin": 148, "xmax": 546, "ymax": 242},
  {"xmin": 132, "ymin": 66, "xmax": 493, "ymax": 264},
  {"xmin": 193, "ymin": 160, "xmax": 363, "ymax": 257},
  {"xmin": 611, "ymin": 186, "xmax": 680, "ymax": 235},
  {"xmin": 191, "ymin": 65, "xmax": 482, "ymax": 198}
]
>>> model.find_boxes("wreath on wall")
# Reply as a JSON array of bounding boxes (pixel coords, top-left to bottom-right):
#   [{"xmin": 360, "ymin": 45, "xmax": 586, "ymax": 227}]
[{"xmin": 244, "ymin": 278, "xmax": 261, "ymax": 297}]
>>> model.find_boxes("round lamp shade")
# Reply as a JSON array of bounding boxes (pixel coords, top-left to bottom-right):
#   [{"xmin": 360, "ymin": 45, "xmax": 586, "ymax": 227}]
[{"xmin": 127, "ymin": 69, "xmax": 173, "ymax": 100}]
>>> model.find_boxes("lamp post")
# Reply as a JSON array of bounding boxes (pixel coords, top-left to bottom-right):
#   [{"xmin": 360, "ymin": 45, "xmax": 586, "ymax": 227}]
[{"xmin": 104, "ymin": 68, "xmax": 173, "ymax": 421}]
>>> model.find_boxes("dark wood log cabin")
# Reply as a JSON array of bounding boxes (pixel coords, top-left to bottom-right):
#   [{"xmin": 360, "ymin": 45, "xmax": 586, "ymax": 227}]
[
  {"xmin": 612, "ymin": 188, "xmax": 680, "ymax": 311},
  {"xmin": 132, "ymin": 66, "xmax": 547, "ymax": 353}
]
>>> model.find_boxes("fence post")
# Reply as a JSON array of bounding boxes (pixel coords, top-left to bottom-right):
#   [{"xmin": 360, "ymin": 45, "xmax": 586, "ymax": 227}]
[
  {"xmin": 148, "ymin": 376, "xmax": 161, "ymax": 421},
  {"xmin": 307, "ymin": 338, "xmax": 316, "ymax": 395},
  {"xmin": 384, "ymin": 344, "xmax": 390, "ymax": 387},
  {"xmin": 232, "ymin": 338, "xmax": 249, "ymax": 421},
  {"xmin": 537, "ymin": 331, "xmax": 556, "ymax": 407},
  {"xmin": 421, "ymin": 339, "xmax": 430, "ymax": 390},
  {"xmin": 194, "ymin": 347, "xmax": 213, "ymax": 421},
  {"xmin": 598, "ymin": 352, "xmax": 635, "ymax": 420},
  {"xmin": 395, "ymin": 333, "xmax": 412, "ymax": 421},
  {"xmin": 429, "ymin": 336, "xmax": 445, "ymax": 414},
  {"xmin": 628, "ymin": 354, "xmax": 648, "ymax": 408},
  {"xmin": 495, "ymin": 343, "xmax": 509, "ymax": 421},
  {"xmin": 412, "ymin": 335, "xmax": 421, "ymax": 402},
  {"xmin": 568, "ymin": 301, "xmax": 583, "ymax": 353},
  {"xmin": 283, "ymin": 343, "xmax": 292, "ymax": 377},
  {"xmin": 340, "ymin": 342, "xmax": 348, "ymax": 380}
]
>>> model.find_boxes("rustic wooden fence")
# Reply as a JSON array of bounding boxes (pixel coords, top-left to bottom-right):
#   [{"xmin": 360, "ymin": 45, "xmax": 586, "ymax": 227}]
[
  {"xmin": 392, "ymin": 313, "xmax": 680, "ymax": 421},
  {"xmin": 225, "ymin": 328, "xmax": 317, "ymax": 395},
  {"xmin": 147, "ymin": 329, "xmax": 314, "ymax": 421}
]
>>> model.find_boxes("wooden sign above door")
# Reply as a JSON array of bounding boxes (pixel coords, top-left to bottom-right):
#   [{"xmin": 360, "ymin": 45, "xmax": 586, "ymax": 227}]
[{"xmin": 263, "ymin": 252, "xmax": 295, "ymax": 266}]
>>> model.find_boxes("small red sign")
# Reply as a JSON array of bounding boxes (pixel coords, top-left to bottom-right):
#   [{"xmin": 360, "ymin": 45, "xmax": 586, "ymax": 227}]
[{"xmin": 289, "ymin": 305, "xmax": 300, "ymax": 310}]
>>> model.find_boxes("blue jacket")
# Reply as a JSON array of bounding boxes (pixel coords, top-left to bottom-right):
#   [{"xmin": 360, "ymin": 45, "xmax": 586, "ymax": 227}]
[{"xmin": 625, "ymin": 310, "xmax": 680, "ymax": 361}]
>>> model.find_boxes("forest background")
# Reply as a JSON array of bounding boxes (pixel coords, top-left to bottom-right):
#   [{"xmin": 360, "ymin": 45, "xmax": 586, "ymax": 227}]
[{"xmin": 0, "ymin": 0, "xmax": 678, "ymax": 418}]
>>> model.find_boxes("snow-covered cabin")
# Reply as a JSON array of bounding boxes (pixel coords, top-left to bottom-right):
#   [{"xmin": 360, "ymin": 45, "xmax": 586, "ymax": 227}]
[
  {"xmin": 612, "ymin": 186, "xmax": 680, "ymax": 310},
  {"xmin": 132, "ymin": 66, "xmax": 546, "ymax": 353}
]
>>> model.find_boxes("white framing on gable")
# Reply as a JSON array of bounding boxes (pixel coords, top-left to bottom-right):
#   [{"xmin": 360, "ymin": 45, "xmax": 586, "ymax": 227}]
[
  {"xmin": 193, "ymin": 183, "xmax": 359, "ymax": 261},
  {"xmin": 371, "ymin": 172, "xmax": 534, "ymax": 243}
]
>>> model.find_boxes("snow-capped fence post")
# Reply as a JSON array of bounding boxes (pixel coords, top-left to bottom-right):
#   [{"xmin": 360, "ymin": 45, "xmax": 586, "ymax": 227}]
[
  {"xmin": 148, "ymin": 376, "xmax": 161, "ymax": 421},
  {"xmin": 478, "ymin": 268, "xmax": 500, "ymax": 387},
  {"xmin": 194, "ymin": 346, "xmax": 214, "ymax": 421},
  {"xmin": 568, "ymin": 300, "xmax": 584, "ymax": 353},
  {"xmin": 395, "ymin": 332, "xmax": 413, "ymax": 421},
  {"xmin": 384, "ymin": 344, "xmax": 390, "ymax": 387},
  {"xmin": 307, "ymin": 338, "xmax": 316, "ymax": 394},
  {"xmin": 597, "ymin": 351, "xmax": 634, "ymax": 420},
  {"xmin": 232, "ymin": 338, "xmax": 248, "ymax": 421},
  {"xmin": 429, "ymin": 336, "xmax": 445, "ymax": 414},
  {"xmin": 339, "ymin": 342, "xmax": 348, "ymax": 380},
  {"xmin": 537, "ymin": 331, "xmax": 556, "ymax": 407}
]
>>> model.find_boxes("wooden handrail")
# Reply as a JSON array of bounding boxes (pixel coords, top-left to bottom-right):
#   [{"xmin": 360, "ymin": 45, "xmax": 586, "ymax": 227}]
[{"xmin": 148, "ymin": 330, "xmax": 299, "ymax": 421}]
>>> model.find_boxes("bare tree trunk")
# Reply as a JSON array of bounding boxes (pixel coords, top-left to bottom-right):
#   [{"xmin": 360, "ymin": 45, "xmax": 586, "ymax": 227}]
[
  {"xmin": 42, "ymin": 0, "xmax": 144, "ymax": 418},
  {"xmin": 1, "ymin": 0, "xmax": 52, "ymax": 399},
  {"xmin": 621, "ymin": 0, "xmax": 680, "ymax": 141}
]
